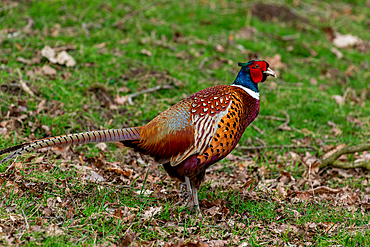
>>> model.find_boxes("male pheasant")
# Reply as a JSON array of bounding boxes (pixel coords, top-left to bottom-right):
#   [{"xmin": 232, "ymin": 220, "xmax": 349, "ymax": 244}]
[{"xmin": 0, "ymin": 60, "xmax": 276, "ymax": 212}]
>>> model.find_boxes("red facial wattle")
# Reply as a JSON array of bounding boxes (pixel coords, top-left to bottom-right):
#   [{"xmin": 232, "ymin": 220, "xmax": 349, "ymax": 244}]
[{"xmin": 249, "ymin": 61, "xmax": 268, "ymax": 83}]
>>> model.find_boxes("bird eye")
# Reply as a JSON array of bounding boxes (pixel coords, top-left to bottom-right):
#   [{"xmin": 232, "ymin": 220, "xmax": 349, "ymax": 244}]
[{"xmin": 254, "ymin": 64, "xmax": 260, "ymax": 68}]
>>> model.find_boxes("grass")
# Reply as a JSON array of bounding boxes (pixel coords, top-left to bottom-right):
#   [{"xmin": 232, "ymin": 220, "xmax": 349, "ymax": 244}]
[{"xmin": 1, "ymin": 0, "xmax": 370, "ymax": 246}]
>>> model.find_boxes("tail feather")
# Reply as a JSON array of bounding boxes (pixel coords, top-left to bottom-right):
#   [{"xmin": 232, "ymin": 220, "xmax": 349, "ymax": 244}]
[{"xmin": 0, "ymin": 128, "xmax": 141, "ymax": 164}]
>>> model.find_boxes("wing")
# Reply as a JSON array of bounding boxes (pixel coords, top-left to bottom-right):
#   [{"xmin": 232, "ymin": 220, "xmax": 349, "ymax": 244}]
[{"xmin": 138, "ymin": 86, "xmax": 233, "ymax": 167}]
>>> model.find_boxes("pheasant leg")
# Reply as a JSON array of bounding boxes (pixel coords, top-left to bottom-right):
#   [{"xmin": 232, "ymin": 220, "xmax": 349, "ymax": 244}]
[
  {"xmin": 184, "ymin": 176, "xmax": 193, "ymax": 206},
  {"xmin": 191, "ymin": 186, "xmax": 201, "ymax": 213}
]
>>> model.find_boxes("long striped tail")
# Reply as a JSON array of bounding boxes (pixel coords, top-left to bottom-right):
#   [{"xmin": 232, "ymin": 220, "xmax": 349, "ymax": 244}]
[{"xmin": 0, "ymin": 128, "xmax": 141, "ymax": 164}]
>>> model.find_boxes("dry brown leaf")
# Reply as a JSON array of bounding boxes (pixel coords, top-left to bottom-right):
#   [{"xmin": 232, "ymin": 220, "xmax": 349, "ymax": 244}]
[
  {"xmin": 332, "ymin": 95, "xmax": 344, "ymax": 105},
  {"xmin": 41, "ymin": 45, "xmax": 76, "ymax": 67},
  {"xmin": 309, "ymin": 78, "xmax": 318, "ymax": 85},
  {"xmin": 118, "ymin": 233, "xmax": 134, "ymax": 247},
  {"xmin": 214, "ymin": 44, "xmax": 225, "ymax": 53},
  {"xmin": 333, "ymin": 33, "xmax": 361, "ymax": 48},
  {"xmin": 136, "ymin": 189, "xmax": 153, "ymax": 196},
  {"xmin": 41, "ymin": 46, "xmax": 57, "ymax": 63},
  {"xmin": 41, "ymin": 64, "xmax": 57, "ymax": 76},
  {"xmin": 141, "ymin": 49, "xmax": 152, "ymax": 56},
  {"xmin": 45, "ymin": 224, "xmax": 64, "ymax": 236},
  {"xmin": 0, "ymin": 178, "xmax": 21, "ymax": 195},
  {"xmin": 204, "ymin": 206, "xmax": 220, "ymax": 216},
  {"xmin": 340, "ymin": 192, "xmax": 358, "ymax": 204},
  {"xmin": 114, "ymin": 95, "xmax": 128, "ymax": 105},
  {"xmin": 277, "ymin": 182, "xmax": 287, "ymax": 198},
  {"xmin": 296, "ymin": 192, "xmax": 310, "ymax": 201},
  {"xmin": 345, "ymin": 65, "xmax": 357, "ymax": 77},
  {"xmin": 235, "ymin": 26, "xmax": 257, "ymax": 40},
  {"xmin": 142, "ymin": 207, "xmax": 161, "ymax": 220},
  {"xmin": 56, "ymin": 51, "xmax": 76, "ymax": 67},
  {"xmin": 95, "ymin": 143, "xmax": 107, "ymax": 151},
  {"xmin": 265, "ymin": 54, "xmax": 286, "ymax": 70}
]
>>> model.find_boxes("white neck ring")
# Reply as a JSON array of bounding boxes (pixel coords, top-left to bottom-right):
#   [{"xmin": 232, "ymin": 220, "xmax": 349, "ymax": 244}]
[{"xmin": 231, "ymin": 84, "xmax": 260, "ymax": 100}]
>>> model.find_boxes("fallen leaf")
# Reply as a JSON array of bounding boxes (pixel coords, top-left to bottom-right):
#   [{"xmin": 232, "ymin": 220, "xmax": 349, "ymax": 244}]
[
  {"xmin": 345, "ymin": 65, "xmax": 357, "ymax": 77},
  {"xmin": 214, "ymin": 44, "xmax": 225, "ymax": 53},
  {"xmin": 333, "ymin": 33, "xmax": 361, "ymax": 48},
  {"xmin": 41, "ymin": 45, "xmax": 76, "ymax": 67},
  {"xmin": 46, "ymin": 224, "xmax": 64, "ymax": 236},
  {"xmin": 309, "ymin": 78, "xmax": 318, "ymax": 85},
  {"xmin": 95, "ymin": 143, "xmax": 107, "ymax": 151},
  {"xmin": 114, "ymin": 95, "xmax": 128, "ymax": 105},
  {"xmin": 204, "ymin": 206, "xmax": 220, "ymax": 216},
  {"xmin": 141, "ymin": 49, "xmax": 152, "ymax": 56},
  {"xmin": 332, "ymin": 95, "xmax": 344, "ymax": 105},
  {"xmin": 235, "ymin": 26, "xmax": 257, "ymax": 40},
  {"xmin": 277, "ymin": 182, "xmax": 287, "ymax": 198},
  {"xmin": 296, "ymin": 192, "xmax": 310, "ymax": 201},
  {"xmin": 41, "ymin": 65, "xmax": 57, "ymax": 76},
  {"xmin": 118, "ymin": 233, "xmax": 134, "ymax": 247},
  {"xmin": 142, "ymin": 207, "xmax": 161, "ymax": 220},
  {"xmin": 265, "ymin": 54, "xmax": 286, "ymax": 70},
  {"xmin": 136, "ymin": 189, "xmax": 153, "ymax": 196},
  {"xmin": 56, "ymin": 51, "xmax": 76, "ymax": 67},
  {"xmin": 41, "ymin": 45, "xmax": 57, "ymax": 63}
]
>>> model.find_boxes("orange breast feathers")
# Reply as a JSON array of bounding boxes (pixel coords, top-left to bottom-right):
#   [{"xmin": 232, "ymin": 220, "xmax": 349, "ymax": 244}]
[{"xmin": 138, "ymin": 100, "xmax": 195, "ymax": 164}]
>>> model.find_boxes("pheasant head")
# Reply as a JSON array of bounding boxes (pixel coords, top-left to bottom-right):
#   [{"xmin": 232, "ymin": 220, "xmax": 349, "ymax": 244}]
[{"xmin": 233, "ymin": 60, "xmax": 276, "ymax": 96}]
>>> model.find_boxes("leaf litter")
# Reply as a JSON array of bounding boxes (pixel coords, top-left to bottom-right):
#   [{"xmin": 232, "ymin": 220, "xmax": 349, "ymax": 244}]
[{"xmin": 3, "ymin": 139, "xmax": 368, "ymax": 246}]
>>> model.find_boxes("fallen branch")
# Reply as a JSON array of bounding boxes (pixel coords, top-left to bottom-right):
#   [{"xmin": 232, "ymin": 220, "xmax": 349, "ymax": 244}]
[
  {"xmin": 319, "ymin": 143, "xmax": 370, "ymax": 169},
  {"xmin": 330, "ymin": 160, "xmax": 370, "ymax": 170},
  {"xmin": 237, "ymin": 144, "xmax": 318, "ymax": 151},
  {"xmin": 127, "ymin": 85, "xmax": 173, "ymax": 105}
]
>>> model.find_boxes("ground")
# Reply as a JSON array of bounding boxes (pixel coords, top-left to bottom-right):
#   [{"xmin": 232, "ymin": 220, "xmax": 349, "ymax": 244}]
[{"xmin": 0, "ymin": 0, "xmax": 370, "ymax": 246}]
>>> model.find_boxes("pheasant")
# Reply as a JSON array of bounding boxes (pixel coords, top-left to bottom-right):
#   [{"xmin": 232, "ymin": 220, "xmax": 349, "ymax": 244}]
[{"xmin": 0, "ymin": 60, "xmax": 276, "ymax": 212}]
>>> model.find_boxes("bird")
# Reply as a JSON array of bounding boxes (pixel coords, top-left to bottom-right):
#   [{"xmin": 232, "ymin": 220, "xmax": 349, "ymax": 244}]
[{"xmin": 0, "ymin": 60, "xmax": 276, "ymax": 212}]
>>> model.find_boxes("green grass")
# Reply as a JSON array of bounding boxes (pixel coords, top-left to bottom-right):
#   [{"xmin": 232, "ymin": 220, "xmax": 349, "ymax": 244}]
[{"xmin": 1, "ymin": 0, "xmax": 370, "ymax": 246}]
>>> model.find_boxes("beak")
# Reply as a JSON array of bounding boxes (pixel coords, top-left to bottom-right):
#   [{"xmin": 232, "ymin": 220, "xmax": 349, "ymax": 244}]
[{"xmin": 263, "ymin": 67, "xmax": 277, "ymax": 78}]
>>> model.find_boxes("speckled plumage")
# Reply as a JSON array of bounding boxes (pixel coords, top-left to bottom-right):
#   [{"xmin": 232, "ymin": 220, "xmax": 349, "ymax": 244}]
[{"xmin": 0, "ymin": 60, "xmax": 276, "ymax": 212}]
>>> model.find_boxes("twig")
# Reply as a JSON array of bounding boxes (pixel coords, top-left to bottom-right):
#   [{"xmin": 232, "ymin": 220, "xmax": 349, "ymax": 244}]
[
  {"xmin": 258, "ymin": 115, "xmax": 287, "ymax": 121},
  {"xmin": 5, "ymin": 156, "xmax": 18, "ymax": 173},
  {"xmin": 113, "ymin": 1, "xmax": 170, "ymax": 27},
  {"xmin": 237, "ymin": 144, "xmax": 318, "ymax": 151},
  {"xmin": 198, "ymin": 57, "xmax": 210, "ymax": 70},
  {"xmin": 22, "ymin": 209, "xmax": 29, "ymax": 230},
  {"xmin": 305, "ymin": 186, "xmax": 341, "ymax": 196},
  {"xmin": 16, "ymin": 69, "xmax": 36, "ymax": 97},
  {"xmin": 319, "ymin": 143, "xmax": 370, "ymax": 169},
  {"xmin": 127, "ymin": 85, "xmax": 173, "ymax": 105},
  {"xmin": 275, "ymin": 111, "xmax": 291, "ymax": 131},
  {"xmin": 250, "ymin": 124, "xmax": 265, "ymax": 134}
]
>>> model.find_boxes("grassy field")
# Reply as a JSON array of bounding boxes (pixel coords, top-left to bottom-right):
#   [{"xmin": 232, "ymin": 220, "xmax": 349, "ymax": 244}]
[{"xmin": 1, "ymin": 0, "xmax": 370, "ymax": 246}]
